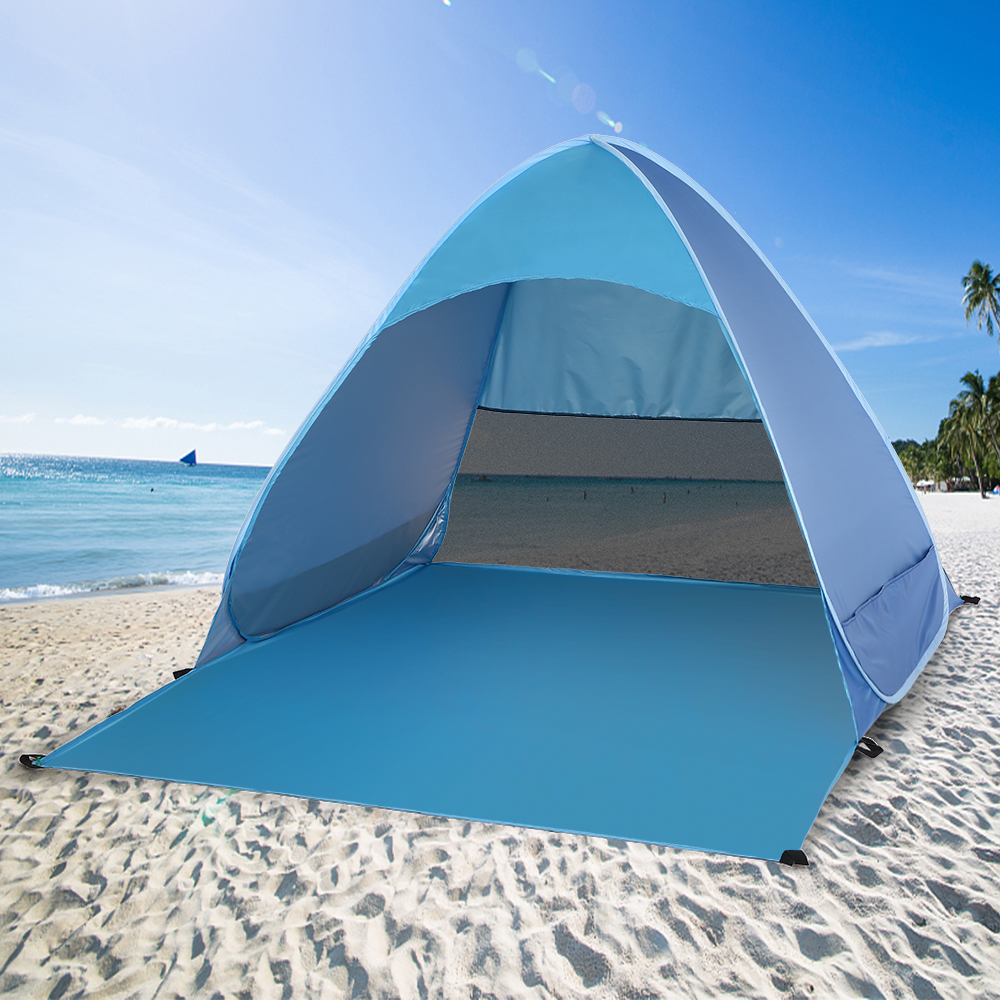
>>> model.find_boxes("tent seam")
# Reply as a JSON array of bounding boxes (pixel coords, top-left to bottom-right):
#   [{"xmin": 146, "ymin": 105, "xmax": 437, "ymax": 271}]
[
  {"xmin": 476, "ymin": 406, "xmax": 766, "ymax": 425},
  {"xmin": 381, "ymin": 278, "xmax": 715, "ymax": 333}
]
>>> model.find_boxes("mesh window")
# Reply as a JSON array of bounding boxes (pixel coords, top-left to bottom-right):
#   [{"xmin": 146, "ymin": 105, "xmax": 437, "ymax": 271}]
[{"xmin": 434, "ymin": 409, "xmax": 819, "ymax": 588}]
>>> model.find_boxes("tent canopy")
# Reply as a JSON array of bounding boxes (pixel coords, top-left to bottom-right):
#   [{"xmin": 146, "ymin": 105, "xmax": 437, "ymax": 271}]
[{"xmin": 40, "ymin": 137, "xmax": 959, "ymax": 861}]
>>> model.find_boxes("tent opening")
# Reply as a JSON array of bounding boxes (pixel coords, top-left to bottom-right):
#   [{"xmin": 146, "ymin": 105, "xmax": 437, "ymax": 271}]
[
  {"xmin": 433, "ymin": 277, "xmax": 818, "ymax": 589},
  {"xmin": 436, "ymin": 410, "xmax": 818, "ymax": 587}
]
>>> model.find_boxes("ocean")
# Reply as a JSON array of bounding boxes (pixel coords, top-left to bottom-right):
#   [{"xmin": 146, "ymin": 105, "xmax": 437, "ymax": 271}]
[
  {"xmin": 1, "ymin": 454, "xmax": 817, "ymax": 602},
  {"xmin": 0, "ymin": 454, "xmax": 270, "ymax": 601}
]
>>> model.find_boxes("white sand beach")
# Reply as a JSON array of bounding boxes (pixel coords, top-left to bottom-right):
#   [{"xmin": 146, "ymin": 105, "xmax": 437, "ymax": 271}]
[{"xmin": 1, "ymin": 493, "xmax": 998, "ymax": 998}]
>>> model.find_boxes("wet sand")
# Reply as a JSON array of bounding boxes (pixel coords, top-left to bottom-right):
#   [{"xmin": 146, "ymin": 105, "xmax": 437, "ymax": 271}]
[{"xmin": 1, "ymin": 494, "xmax": 998, "ymax": 997}]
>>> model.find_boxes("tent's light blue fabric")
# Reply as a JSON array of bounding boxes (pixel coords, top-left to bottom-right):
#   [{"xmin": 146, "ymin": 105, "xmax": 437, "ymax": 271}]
[
  {"xmin": 42, "ymin": 136, "xmax": 962, "ymax": 861},
  {"xmin": 841, "ymin": 546, "xmax": 945, "ymax": 701},
  {"xmin": 945, "ymin": 573, "xmax": 964, "ymax": 612},
  {"xmin": 384, "ymin": 141, "xmax": 716, "ymax": 327},
  {"xmin": 608, "ymin": 141, "xmax": 948, "ymax": 702},
  {"xmin": 43, "ymin": 564, "xmax": 858, "ymax": 862},
  {"xmin": 480, "ymin": 279, "xmax": 760, "ymax": 419},
  {"xmin": 228, "ymin": 284, "xmax": 509, "ymax": 637},
  {"xmin": 387, "ymin": 493, "xmax": 452, "ymax": 580},
  {"xmin": 195, "ymin": 595, "xmax": 245, "ymax": 667},
  {"xmin": 823, "ymin": 600, "xmax": 885, "ymax": 737}
]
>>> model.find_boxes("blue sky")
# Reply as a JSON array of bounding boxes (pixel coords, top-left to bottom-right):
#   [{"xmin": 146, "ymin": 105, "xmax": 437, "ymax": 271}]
[{"xmin": 1, "ymin": 0, "xmax": 997, "ymax": 465}]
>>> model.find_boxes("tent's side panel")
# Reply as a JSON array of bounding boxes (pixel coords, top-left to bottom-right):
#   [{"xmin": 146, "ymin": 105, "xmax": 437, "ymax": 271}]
[
  {"xmin": 226, "ymin": 284, "xmax": 510, "ymax": 638},
  {"xmin": 612, "ymin": 143, "xmax": 946, "ymax": 703}
]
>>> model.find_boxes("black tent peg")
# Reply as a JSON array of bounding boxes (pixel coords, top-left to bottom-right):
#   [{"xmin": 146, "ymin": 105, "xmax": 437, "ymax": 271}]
[
  {"xmin": 19, "ymin": 754, "xmax": 45, "ymax": 769},
  {"xmin": 856, "ymin": 737, "xmax": 883, "ymax": 758},
  {"xmin": 779, "ymin": 849, "xmax": 809, "ymax": 867},
  {"xmin": 960, "ymin": 594, "xmax": 980, "ymax": 605}
]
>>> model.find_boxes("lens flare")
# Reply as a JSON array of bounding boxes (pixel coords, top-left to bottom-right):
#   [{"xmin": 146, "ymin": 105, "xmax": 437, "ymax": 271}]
[
  {"xmin": 514, "ymin": 47, "xmax": 629, "ymax": 134},
  {"xmin": 516, "ymin": 48, "xmax": 538, "ymax": 73},
  {"xmin": 597, "ymin": 110, "xmax": 622, "ymax": 131},
  {"xmin": 557, "ymin": 73, "xmax": 579, "ymax": 105},
  {"xmin": 572, "ymin": 83, "xmax": 596, "ymax": 114}
]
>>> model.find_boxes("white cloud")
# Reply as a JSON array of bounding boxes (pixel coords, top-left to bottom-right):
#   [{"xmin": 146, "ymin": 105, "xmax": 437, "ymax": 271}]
[
  {"xmin": 839, "ymin": 263, "xmax": 958, "ymax": 305},
  {"xmin": 54, "ymin": 413, "xmax": 106, "ymax": 425},
  {"xmin": 833, "ymin": 331, "xmax": 930, "ymax": 352},
  {"xmin": 120, "ymin": 416, "xmax": 181, "ymax": 430},
  {"xmin": 120, "ymin": 415, "xmax": 284, "ymax": 435},
  {"xmin": 0, "ymin": 412, "xmax": 35, "ymax": 423}
]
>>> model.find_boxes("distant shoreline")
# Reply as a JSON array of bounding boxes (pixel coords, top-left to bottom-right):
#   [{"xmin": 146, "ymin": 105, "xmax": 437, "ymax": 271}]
[{"xmin": 0, "ymin": 451, "xmax": 271, "ymax": 470}]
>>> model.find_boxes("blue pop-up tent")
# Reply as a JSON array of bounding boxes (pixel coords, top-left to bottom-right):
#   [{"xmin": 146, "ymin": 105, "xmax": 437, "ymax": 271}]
[{"xmin": 39, "ymin": 137, "xmax": 961, "ymax": 862}]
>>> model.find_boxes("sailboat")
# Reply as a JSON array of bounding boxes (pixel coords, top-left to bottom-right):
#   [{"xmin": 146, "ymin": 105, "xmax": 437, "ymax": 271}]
[{"xmin": 179, "ymin": 450, "xmax": 197, "ymax": 466}]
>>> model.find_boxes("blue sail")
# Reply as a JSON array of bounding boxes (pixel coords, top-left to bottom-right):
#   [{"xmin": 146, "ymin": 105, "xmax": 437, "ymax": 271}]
[{"xmin": 179, "ymin": 450, "xmax": 196, "ymax": 466}]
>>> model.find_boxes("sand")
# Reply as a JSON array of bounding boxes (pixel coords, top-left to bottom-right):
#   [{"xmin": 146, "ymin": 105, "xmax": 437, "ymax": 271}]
[
  {"xmin": 436, "ymin": 479, "xmax": 819, "ymax": 588},
  {"xmin": 1, "ymin": 493, "xmax": 998, "ymax": 998}
]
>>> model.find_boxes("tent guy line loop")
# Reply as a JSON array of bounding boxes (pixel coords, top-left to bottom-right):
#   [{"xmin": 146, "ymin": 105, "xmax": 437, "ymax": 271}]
[{"xmin": 779, "ymin": 850, "xmax": 809, "ymax": 867}]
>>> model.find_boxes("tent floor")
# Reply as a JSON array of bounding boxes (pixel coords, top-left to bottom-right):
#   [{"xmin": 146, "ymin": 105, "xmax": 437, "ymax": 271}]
[{"xmin": 42, "ymin": 563, "xmax": 858, "ymax": 861}]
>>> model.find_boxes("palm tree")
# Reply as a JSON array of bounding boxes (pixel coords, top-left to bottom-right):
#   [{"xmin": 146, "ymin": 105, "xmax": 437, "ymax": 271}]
[
  {"xmin": 962, "ymin": 261, "xmax": 1000, "ymax": 347},
  {"xmin": 944, "ymin": 381, "xmax": 988, "ymax": 497},
  {"xmin": 937, "ymin": 418, "xmax": 961, "ymax": 484},
  {"xmin": 917, "ymin": 437, "xmax": 946, "ymax": 487},
  {"xmin": 954, "ymin": 370, "xmax": 1000, "ymax": 470},
  {"xmin": 894, "ymin": 440, "xmax": 921, "ymax": 484},
  {"xmin": 988, "ymin": 371, "xmax": 1000, "ymax": 482}
]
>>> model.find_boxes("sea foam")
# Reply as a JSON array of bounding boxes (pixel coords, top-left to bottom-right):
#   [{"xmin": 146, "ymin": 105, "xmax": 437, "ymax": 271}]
[{"xmin": 0, "ymin": 570, "xmax": 224, "ymax": 602}]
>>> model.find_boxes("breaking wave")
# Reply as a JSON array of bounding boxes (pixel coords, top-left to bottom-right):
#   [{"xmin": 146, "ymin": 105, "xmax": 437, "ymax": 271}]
[{"xmin": 0, "ymin": 570, "xmax": 223, "ymax": 602}]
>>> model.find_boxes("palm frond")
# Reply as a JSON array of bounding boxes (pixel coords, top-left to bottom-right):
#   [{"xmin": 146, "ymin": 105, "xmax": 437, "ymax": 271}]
[{"xmin": 962, "ymin": 259, "xmax": 1000, "ymax": 338}]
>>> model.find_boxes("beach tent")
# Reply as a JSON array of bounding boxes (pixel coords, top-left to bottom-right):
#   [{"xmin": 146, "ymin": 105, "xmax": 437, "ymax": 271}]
[{"xmin": 37, "ymin": 137, "xmax": 962, "ymax": 862}]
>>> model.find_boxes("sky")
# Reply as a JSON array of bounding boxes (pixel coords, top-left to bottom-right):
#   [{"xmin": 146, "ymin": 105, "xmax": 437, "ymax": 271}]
[{"xmin": 1, "ymin": 0, "xmax": 998, "ymax": 465}]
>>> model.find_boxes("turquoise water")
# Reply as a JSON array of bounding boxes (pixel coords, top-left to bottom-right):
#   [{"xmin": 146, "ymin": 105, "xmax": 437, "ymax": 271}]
[{"xmin": 0, "ymin": 454, "xmax": 269, "ymax": 600}]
